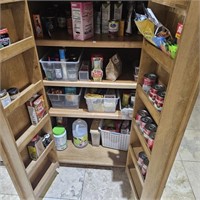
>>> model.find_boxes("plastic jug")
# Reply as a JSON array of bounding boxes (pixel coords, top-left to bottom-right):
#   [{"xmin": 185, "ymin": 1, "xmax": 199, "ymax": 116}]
[{"xmin": 72, "ymin": 119, "xmax": 88, "ymax": 148}]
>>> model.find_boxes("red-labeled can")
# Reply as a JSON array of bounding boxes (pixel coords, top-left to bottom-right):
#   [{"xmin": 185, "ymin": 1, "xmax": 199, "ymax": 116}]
[
  {"xmin": 147, "ymin": 131, "xmax": 156, "ymax": 150},
  {"xmin": 137, "ymin": 151, "xmax": 147, "ymax": 168},
  {"xmin": 154, "ymin": 90, "xmax": 166, "ymax": 111},
  {"xmin": 149, "ymin": 84, "xmax": 165, "ymax": 103},
  {"xmin": 140, "ymin": 116, "xmax": 153, "ymax": 132},
  {"xmin": 135, "ymin": 109, "xmax": 149, "ymax": 125},
  {"xmin": 141, "ymin": 157, "xmax": 149, "ymax": 178},
  {"xmin": 142, "ymin": 73, "xmax": 157, "ymax": 93},
  {"xmin": 143, "ymin": 123, "xmax": 157, "ymax": 140}
]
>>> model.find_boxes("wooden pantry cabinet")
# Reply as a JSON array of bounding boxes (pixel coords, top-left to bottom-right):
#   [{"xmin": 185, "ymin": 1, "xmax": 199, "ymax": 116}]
[{"xmin": 0, "ymin": 0, "xmax": 199, "ymax": 200}]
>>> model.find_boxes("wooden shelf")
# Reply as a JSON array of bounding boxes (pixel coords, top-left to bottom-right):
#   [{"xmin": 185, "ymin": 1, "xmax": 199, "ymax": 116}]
[
  {"xmin": 151, "ymin": 0, "xmax": 189, "ymax": 9},
  {"xmin": 49, "ymin": 107, "xmax": 131, "ymax": 120},
  {"xmin": 26, "ymin": 141, "xmax": 55, "ymax": 179},
  {"xmin": 132, "ymin": 119, "xmax": 151, "ymax": 159},
  {"xmin": 57, "ymin": 140, "xmax": 127, "ymax": 167},
  {"xmin": 129, "ymin": 146, "xmax": 144, "ymax": 186},
  {"xmin": 4, "ymin": 81, "xmax": 43, "ymax": 116},
  {"xmin": 126, "ymin": 166, "xmax": 142, "ymax": 199},
  {"xmin": 0, "ymin": 36, "xmax": 34, "ymax": 63},
  {"xmin": 16, "ymin": 114, "xmax": 49, "ymax": 152},
  {"xmin": 34, "ymin": 162, "xmax": 59, "ymax": 199},
  {"xmin": 43, "ymin": 79, "xmax": 137, "ymax": 89},
  {"xmin": 143, "ymin": 40, "xmax": 174, "ymax": 74},
  {"xmin": 137, "ymin": 84, "xmax": 160, "ymax": 125},
  {"xmin": 0, "ymin": 0, "xmax": 24, "ymax": 4},
  {"xmin": 36, "ymin": 32, "xmax": 143, "ymax": 49}
]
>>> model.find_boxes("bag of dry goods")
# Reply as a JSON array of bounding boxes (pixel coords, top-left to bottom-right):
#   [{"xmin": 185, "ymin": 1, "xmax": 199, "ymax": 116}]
[{"xmin": 106, "ymin": 54, "xmax": 122, "ymax": 81}]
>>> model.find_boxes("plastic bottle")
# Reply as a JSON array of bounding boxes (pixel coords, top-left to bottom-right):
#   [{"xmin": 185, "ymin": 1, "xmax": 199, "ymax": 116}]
[
  {"xmin": 53, "ymin": 126, "xmax": 67, "ymax": 150},
  {"xmin": 59, "ymin": 49, "xmax": 68, "ymax": 80},
  {"xmin": 72, "ymin": 119, "xmax": 88, "ymax": 148}
]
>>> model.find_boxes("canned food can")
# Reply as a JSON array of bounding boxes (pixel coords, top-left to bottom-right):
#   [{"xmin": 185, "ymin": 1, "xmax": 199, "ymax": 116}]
[
  {"xmin": 7, "ymin": 87, "xmax": 20, "ymax": 100},
  {"xmin": 141, "ymin": 158, "xmax": 149, "ymax": 178},
  {"xmin": 143, "ymin": 123, "xmax": 157, "ymax": 140},
  {"xmin": 0, "ymin": 89, "xmax": 11, "ymax": 108},
  {"xmin": 137, "ymin": 151, "xmax": 147, "ymax": 168},
  {"xmin": 135, "ymin": 109, "xmax": 149, "ymax": 125},
  {"xmin": 108, "ymin": 20, "xmax": 119, "ymax": 37},
  {"xmin": 148, "ymin": 84, "xmax": 165, "ymax": 103},
  {"xmin": 140, "ymin": 116, "xmax": 153, "ymax": 132},
  {"xmin": 154, "ymin": 90, "xmax": 166, "ymax": 111},
  {"xmin": 142, "ymin": 73, "xmax": 157, "ymax": 93},
  {"xmin": 147, "ymin": 131, "xmax": 156, "ymax": 150}
]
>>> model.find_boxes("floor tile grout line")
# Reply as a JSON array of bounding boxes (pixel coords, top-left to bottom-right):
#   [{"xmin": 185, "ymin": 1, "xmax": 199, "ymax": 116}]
[
  {"xmin": 181, "ymin": 160, "xmax": 197, "ymax": 200},
  {"xmin": 79, "ymin": 167, "xmax": 87, "ymax": 200}
]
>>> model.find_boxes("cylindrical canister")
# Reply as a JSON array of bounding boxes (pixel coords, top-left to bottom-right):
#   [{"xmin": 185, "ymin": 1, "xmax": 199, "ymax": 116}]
[
  {"xmin": 53, "ymin": 126, "xmax": 67, "ymax": 151},
  {"xmin": 0, "ymin": 89, "xmax": 11, "ymax": 108}
]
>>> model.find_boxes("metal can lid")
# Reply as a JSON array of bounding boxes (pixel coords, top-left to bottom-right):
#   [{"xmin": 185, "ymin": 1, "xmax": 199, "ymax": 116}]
[
  {"xmin": 149, "ymin": 131, "xmax": 156, "ymax": 139},
  {"xmin": 141, "ymin": 116, "xmax": 153, "ymax": 124},
  {"xmin": 138, "ymin": 151, "xmax": 147, "ymax": 160},
  {"xmin": 157, "ymin": 90, "xmax": 166, "ymax": 98},
  {"xmin": 152, "ymin": 84, "xmax": 165, "ymax": 91},
  {"xmin": 138, "ymin": 109, "xmax": 149, "ymax": 117},
  {"xmin": 144, "ymin": 73, "xmax": 157, "ymax": 80},
  {"xmin": 143, "ymin": 157, "xmax": 149, "ymax": 166},
  {"xmin": 7, "ymin": 87, "xmax": 19, "ymax": 96},
  {"xmin": 0, "ymin": 89, "xmax": 7, "ymax": 98},
  {"xmin": 144, "ymin": 123, "xmax": 157, "ymax": 132}
]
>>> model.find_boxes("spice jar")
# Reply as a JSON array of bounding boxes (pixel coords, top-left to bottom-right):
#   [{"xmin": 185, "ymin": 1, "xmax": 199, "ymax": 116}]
[
  {"xmin": 7, "ymin": 87, "xmax": 20, "ymax": 100},
  {"xmin": 0, "ymin": 89, "xmax": 11, "ymax": 108}
]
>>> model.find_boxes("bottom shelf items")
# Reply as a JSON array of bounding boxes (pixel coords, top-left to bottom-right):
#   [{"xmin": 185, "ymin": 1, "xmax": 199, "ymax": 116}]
[{"xmin": 57, "ymin": 140, "xmax": 127, "ymax": 167}]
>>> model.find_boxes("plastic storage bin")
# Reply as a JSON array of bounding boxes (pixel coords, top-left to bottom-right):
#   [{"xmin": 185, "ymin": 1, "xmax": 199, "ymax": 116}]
[
  {"xmin": 47, "ymin": 88, "xmax": 82, "ymax": 109},
  {"xmin": 84, "ymin": 89, "xmax": 119, "ymax": 113},
  {"xmin": 79, "ymin": 60, "xmax": 90, "ymax": 81},
  {"xmin": 99, "ymin": 120, "xmax": 130, "ymax": 151},
  {"xmin": 39, "ymin": 49, "xmax": 83, "ymax": 81}
]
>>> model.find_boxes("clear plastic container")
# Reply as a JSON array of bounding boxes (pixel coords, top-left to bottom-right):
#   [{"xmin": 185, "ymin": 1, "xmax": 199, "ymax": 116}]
[
  {"xmin": 47, "ymin": 88, "xmax": 82, "ymax": 109},
  {"xmin": 39, "ymin": 49, "xmax": 83, "ymax": 81},
  {"xmin": 84, "ymin": 89, "xmax": 119, "ymax": 113},
  {"xmin": 72, "ymin": 119, "xmax": 88, "ymax": 148}
]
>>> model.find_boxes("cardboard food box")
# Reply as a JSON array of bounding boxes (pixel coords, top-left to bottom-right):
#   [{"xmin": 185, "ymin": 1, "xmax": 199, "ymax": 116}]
[
  {"xmin": 26, "ymin": 94, "xmax": 46, "ymax": 125},
  {"xmin": 71, "ymin": 2, "xmax": 94, "ymax": 40},
  {"xmin": 27, "ymin": 135, "xmax": 45, "ymax": 160}
]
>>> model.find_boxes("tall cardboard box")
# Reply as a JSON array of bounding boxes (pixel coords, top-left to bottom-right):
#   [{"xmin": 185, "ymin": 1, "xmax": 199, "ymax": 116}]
[{"xmin": 71, "ymin": 2, "xmax": 94, "ymax": 41}]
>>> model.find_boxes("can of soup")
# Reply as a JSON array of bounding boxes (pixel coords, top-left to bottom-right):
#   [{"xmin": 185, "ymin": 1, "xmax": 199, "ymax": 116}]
[
  {"xmin": 143, "ymin": 73, "xmax": 157, "ymax": 93},
  {"xmin": 143, "ymin": 123, "xmax": 157, "ymax": 140},
  {"xmin": 149, "ymin": 84, "xmax": 165, "ymax": 103},
  {"xmin": 135, "ymin": 109, "xmax": 149, "ymax": 125},
  {"xmin": 140, "ymin": 116, "xmax": 153, "ymax": 132},
  {"xmin": 154, "ymin": 90, "xmax": 166, "ymax": 111}
]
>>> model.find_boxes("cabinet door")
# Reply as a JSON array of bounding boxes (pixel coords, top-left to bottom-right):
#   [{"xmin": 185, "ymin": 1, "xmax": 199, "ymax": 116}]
[
  {"xmin": 126, "ymin": 1, "xmax": 199, "ymax": 199},
  {"xmin": 0, "ymin": 1, "xmax": 59, "ymax": 199}
]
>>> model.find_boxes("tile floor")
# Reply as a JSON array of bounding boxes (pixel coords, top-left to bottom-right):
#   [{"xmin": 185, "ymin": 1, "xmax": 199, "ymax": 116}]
[{"xmin": 0, "ymin": 93, "xmax": 199, "ymax": 200}]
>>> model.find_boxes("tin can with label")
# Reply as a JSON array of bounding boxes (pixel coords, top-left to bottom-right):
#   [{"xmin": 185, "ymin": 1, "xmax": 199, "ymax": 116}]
[
  {"xmin": 137, "ymin": 151, "xmax": 147, "ymax": 168},
  {"xmin": 147, "ymin": 131, "xmax": 156, "ymax": 150},
  {"xmin": 140, "ymin": 116, "xmax": 153, "ymax": 132},
  {"xmin": 154, "ymin": 90, "xmax": 166, "ymax": 111},
  {"xmin": 135, "ymin": 109, "xmax": 149, "ymax": 125},
  {"xmin": 143, "ymin": 123, "xmax": 157, "ymax": 140},
  {"xmin": 7, "ymin": 87, "xmax": 20, "ymax": 100},
  {"xmin": 149, "ymin": 84, "xmax": 165, "ymax": 103},
  {"xmin": 0, "ymin": 89, "xmax": 11, "ymax": 108},
  {"xmin": 142, "ymin": 73, "xmax": 157, "ymax": 93},
  {"xmin": 141, "ymin": 157, "xmax": 149, "ymax": 178},
  {"xmin": 108, "ymin": 19, "xmax": 119, "ymax": 37}
]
